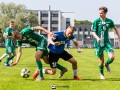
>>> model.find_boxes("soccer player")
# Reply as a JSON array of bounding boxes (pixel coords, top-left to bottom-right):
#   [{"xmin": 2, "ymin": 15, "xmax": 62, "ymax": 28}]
[
  {"xmin": 91, "ymin": 6, "xmax": 120, "ymax": 79},
  {"xmin": 3, "ymin": 20, "xmax": 16, "ymax": 66},
  {"xmin": 11, "ymin": 26, "xmax": 65, "ymax": 81},
  {"xmin": 42, "ymin": 26, "xmax": 82, "ymax": 80}
]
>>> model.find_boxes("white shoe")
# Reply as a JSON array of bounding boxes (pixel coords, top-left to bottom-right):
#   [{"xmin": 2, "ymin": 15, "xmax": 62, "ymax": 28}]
[
  {"xmin": 105, "ymin": 64, "xmax": 111, "ymax": 73},
  {"xmin": 36, "ymin": 76, "xmax": 44, "ymax": 81},
  {"xmin": 100, "ymin": 74, "xmax": 105, "ymax": 80}
]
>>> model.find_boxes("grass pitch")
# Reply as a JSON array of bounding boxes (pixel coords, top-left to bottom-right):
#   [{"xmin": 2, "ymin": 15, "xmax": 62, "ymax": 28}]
[{"xmin": 0, "ymin": 48, "xmax": 120, "ymax": 90}]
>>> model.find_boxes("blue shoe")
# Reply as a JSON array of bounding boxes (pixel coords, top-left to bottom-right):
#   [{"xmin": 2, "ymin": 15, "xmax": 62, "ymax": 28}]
[{"xmin": 4, "ymin": 62, "xmax": 10, "ymax": 67}]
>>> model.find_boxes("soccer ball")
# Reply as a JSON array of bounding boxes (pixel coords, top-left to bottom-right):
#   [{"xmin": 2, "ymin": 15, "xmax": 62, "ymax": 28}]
[{"xmin": 21, "ymin": 68, "xmax": 30, "ymax": 78}]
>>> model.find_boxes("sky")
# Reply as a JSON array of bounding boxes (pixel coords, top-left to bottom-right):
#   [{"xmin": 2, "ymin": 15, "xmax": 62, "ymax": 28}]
[{"xmin": 0, "ymin": 0, "xmax": 120, "ymax": 24}]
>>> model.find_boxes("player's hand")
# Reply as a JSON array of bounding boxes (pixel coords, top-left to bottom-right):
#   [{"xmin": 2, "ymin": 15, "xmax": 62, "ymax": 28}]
[
  {"xmin": 11, "ymin": 62, "xmax": 17, "ymax": 67},
  {"xmin": 77, "ymin": 48, "xmax": 83, "ymax": 53},
  {"xmin": 49, "ymin": 32, "xmax": 55, "ymax": 37},
  {"xmin": 97, "ymin": 38, "xmax": 101, "ymax": 43},
  {"xmin": 54, "ymin": 42, "xmax": 61, "ymax": 46}
]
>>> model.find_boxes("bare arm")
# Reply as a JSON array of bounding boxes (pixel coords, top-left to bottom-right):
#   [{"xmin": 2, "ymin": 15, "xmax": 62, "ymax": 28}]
[
  {"xmin": 48, "ymin": 35, "xmax": 61, "ymax": 46},
  {"xmin": 3, "ymin": 34, "xmax": 12, "ymax": 38},
  {"xmin": 114, "ymin": 27, "xmax": 120, "ymax": 40},
  {"xmin": 72, "ymin": 39, "xmax": 82, "ymax": 53},
  {"xmin": 11, "ymin": 47, "xmax": 22, "ymax": 66},
  {"xmin": 91, "ymin": 31, "xmax": 101, "ymax": 43},
  {"xmin": 34, "ymin": 26, "xmax": 54, "ymax": 36}
]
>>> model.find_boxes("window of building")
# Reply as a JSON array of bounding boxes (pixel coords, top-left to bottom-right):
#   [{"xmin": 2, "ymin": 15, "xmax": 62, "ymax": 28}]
[
  {"xmin": 41, "ymin": 13, "xmax": 48, "ymax": 17},
  {"xmin": 41, "ymin": 21, "xmax": 48, "ymax": 24},
  {"xmin": 51, "ymin": 21, "xmax": 58, "ymax": 24},
  {"xmin": 79, "ymin": 28, "xmax": 82, "ymax": 31},
  {"xmin": 66, "ymin": 18, "xmax": 70, "ymax": 28},
  {"xmin": 51, "ymin": 27, "xmax": 58, "ymax": 31},
  {"xmin": 51, "ymin": 14, "xmax": 58, "ymax": 17}
]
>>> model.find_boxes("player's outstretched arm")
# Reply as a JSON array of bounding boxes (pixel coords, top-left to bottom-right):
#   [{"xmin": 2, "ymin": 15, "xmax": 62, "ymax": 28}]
[
  {"xmin": 72, "ymin": 39, "xmax": 83, "ymax": 53},
  {"xmin": 11, "ymin": 47, "xmax": 22, "ymax": 66},
  {"xmin": 114, "ymin": 27, "xmax": 120, "ymax": 40},
  {"xmin": 34, "ymin": 26, "xmax": 54, "ymax": 37}
]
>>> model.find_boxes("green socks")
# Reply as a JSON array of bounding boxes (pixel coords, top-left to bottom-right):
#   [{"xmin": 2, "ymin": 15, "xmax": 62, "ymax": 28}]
[
  {"xmin": 36, "ymin": 60, "xmax": 43, "ymax": 77},
  {"xmin": 57, "ymin": 63, "xmax": 65, "ymax": 71},
  {"xmin": 99, "ymin": 65, "xmax": 104, "ymax": 75},
  {"xmin": 105, "ymin": 58, "xmax": 113, "ymax": 65},
  {"xmin": 5, "ymin": 56, "xmax": 14, "ymax": 64}
]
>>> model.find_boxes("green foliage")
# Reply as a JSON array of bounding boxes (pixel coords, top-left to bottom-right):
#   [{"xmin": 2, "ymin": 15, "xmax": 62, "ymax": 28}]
[
  {"xmin": 0, "ymin": 2, "xmax": 38, "ymax": 31},
  {"xmin": 75, "ymin": 19, "xmax": 92, "ymax": 24},
  {"xmin": 0, "ymin": 48, "xmax": 120, "ymax": 90}
]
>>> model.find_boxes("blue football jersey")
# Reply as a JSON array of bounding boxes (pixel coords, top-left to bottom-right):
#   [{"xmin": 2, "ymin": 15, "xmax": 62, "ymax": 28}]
[{"xmin": 48, "ymin": 31, "xmax": 74, "ymax": 54}]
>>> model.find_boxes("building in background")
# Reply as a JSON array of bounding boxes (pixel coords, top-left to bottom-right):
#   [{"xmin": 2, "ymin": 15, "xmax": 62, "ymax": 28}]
[
  {"xmin": 32, "ymin": 7, "xmax": 74, "ymax": 37},
  {"xmin": 75, "ymin": 24, "xmax": 120, "ymax": 48}
]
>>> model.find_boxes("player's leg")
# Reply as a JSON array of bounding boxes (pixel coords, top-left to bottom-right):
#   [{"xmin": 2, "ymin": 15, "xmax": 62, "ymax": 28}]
[
  {"xmin": 60, "ymin": 50, "xmax": 80, "ymax": 80},
  {"xmin": 35, "ymin": 50, "xmax": 44, "ymax": 80},
  {"xmin": 67, "ymin": 57, "xmax": 81, "ymax": 80},
  {"xmin": 98, "ymin": 57, "xmax": 105, "ymax": 79},
  {"xmin": 95, "ymin": 47, "xmax": 105, "ymax": 79},
  {"xmin": 4, "ymin": 46, "xmax": 16, "ymax": 66},
  {"xmin": 105, "ymin": 43, "xmax": 114, "ymax": 73},
  {"xmin": 0, "ymin": 53, "xmax": 8, "ymax": 62}
]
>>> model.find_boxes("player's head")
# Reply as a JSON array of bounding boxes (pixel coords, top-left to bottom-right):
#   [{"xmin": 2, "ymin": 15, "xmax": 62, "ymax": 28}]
[
  {"xmin": 9, "ymin": 20, "xmax": 14, "ymax": 28},
  {"xmin": 12, "ymin": 30, "xmax": 22, "ymax": 40},
  {"xmin": 65, "ymin": 26, "xmax": 75, "ymax": 38},
  {"xmin": 99, "ymin": 6, "xmax": 108, "ymax": 18}
]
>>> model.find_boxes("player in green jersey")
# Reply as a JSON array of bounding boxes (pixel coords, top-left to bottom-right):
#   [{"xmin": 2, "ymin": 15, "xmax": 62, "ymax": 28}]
[
  {"xmin": 11, "ymin": 26, "xmax": 66, "ymax": 81},
  {"xmin": 3, "ymin": 20, "xmax": 16, "ymax": 66},
  {"xmin": 91, "ymin": 6, "xmax": 120, "ymax": 79}
]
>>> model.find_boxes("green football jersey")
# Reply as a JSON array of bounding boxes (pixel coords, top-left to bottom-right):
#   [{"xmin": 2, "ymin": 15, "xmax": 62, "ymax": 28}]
[
  {"xmin": 17, "ymin": 27, "xmax": 45, "ymax": 47},
  {"xmin": 4, "ymin": 27, "xmax": 14, "ymax": 47},
  {"xmin": 91, "ymin": 18, "xmax": 115, "ymax": 46}
]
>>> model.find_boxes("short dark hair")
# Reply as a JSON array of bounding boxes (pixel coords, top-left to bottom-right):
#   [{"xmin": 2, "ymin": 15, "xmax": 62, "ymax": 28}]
[
  {"xmin": 99, "ymin": 6, "xmax": 108, "ymax": 13},
  {"xmin": 9, "ymin": 20, "xmax": 14, "ymax": 24}
]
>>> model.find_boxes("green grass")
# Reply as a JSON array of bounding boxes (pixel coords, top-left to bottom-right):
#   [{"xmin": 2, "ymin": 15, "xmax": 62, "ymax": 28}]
[{"xmin": 0, "ymin": 48, "xmax": 120, "ymax": 90}]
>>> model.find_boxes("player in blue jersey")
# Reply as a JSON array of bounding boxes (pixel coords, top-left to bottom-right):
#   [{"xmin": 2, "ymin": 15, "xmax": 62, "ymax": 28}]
[{"xmin": 43, "ymin": 26, "xmax": 82, "ymax": 80}]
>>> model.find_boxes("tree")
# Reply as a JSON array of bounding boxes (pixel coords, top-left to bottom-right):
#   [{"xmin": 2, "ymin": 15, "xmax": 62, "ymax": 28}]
[
  {"xmin": 0, "ymin": 2, "xmax": 38, "ymax": 32},
  {"xmin": 75, "ymin": 19, "xmax": 92, "ymax": 24}
]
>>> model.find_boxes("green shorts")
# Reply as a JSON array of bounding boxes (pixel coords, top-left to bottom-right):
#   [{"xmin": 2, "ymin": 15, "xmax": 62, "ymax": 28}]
[
  {"xmin": 94, "ymin": 41, "xmax": 114, "ymax": 57},
  {"xmin": 6, "ymin": 46, "xmax": 16, "ymax": 54},
  {"xmin": 36, "ymin": 38, "xmax": 48, "ymax": 57}
]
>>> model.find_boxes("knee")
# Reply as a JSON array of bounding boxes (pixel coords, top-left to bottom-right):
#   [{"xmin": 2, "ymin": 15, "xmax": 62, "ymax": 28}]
[
  {"xmin": 110, "ymin": 56, "xmax": 114, "ymax": 61},
  {"xmin": 72, "ymin": 60, "xmax": 77, "ymax": 66},
  {"xmin": 51, "ymin": 69, "xmax": 57, "ymax": 75}
]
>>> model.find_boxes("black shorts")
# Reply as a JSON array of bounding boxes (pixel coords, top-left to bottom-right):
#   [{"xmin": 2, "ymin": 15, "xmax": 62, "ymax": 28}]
[{"xmin": 49, "ymin": 50, "xmax": 73, "ymax": 68}]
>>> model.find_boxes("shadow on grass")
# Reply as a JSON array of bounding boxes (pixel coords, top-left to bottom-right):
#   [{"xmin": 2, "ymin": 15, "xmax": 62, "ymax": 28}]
[{"xmin": 82, "ymin": 78, "xmax": 120, "ymax": 81}]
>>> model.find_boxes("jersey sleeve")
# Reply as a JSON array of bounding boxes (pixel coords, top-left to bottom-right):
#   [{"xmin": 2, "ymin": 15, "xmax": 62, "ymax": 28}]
[
  {"xmin": 70, "ymin": 35, "xmax": 75, "ymax": 40},
  {"xmin": 110, "ymin": 20, "xmax": 115, "ymax": 28},
  {"xmin": 4, "ymin": 28, "xmax": 11, "ymax": 36},
  {"xmin": 91, "ymin": 20, "xmax": 97, "ymax": 32}
]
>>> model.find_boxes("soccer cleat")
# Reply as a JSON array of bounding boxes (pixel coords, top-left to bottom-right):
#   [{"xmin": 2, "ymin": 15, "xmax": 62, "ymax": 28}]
[
  {"xmin": 59, "ymin": 68, "xmax": 68, "ymax": 78},
  {"xmin": 4, "ymin": 62, "xmax": 10, "ymax": 67},
  {"xmin": 73, "ymin": 76, "xmax": 81, "ymax": 80},
  {"xmin": 10, "ymin": 60, "xmax": 13, "ymax": 65},
  {"xmin": 36, "ymin": 76, "xmax": 44, "ymax": 81},
  {"xmin": 105, "ymin": 64, "xmax": 111, "ymax": 73},
  {"xmin": 100, "ymin": 74, "xmax": 105, "ymax": 80},
  {"xmin": 32, "ymin": 69, "xmax": 39, "ymax": 79},
  {"xmin": 0, "ymin": 59, "xmax": 1, "ymax": 62}
]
